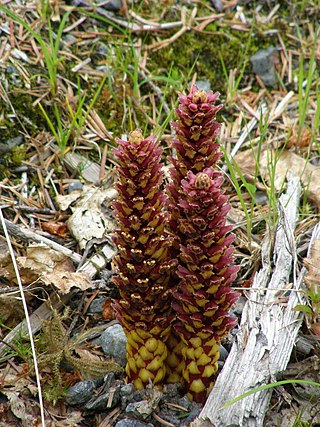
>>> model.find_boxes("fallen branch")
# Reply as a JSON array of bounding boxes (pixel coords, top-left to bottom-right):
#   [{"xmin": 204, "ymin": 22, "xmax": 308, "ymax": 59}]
[{"xmin": 0, "ymin": 218, "xmax": 82, "ymax": 264}]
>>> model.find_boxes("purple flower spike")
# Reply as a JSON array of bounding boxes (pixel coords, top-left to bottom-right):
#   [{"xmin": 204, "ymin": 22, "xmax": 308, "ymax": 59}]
[
  {"xmin": 166, "ymin": 87, "xmax": 239, "ymax": 403},
  {"xmin": 112, "ymin": 129, "xmax": 177, "ymax": 390}
]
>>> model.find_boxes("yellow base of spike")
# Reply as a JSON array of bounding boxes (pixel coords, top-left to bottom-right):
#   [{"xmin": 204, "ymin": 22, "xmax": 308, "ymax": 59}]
[
  {"xmin": 165, "ymin": 333, "xmax": 185, "ymax": 384},
  {"xmin": 181, "ymin": 336, "xmax": 220, "ymax": 403},
  {"xmin": 125, "ymin": 328, "xmax": 168, "ymax": 389}
]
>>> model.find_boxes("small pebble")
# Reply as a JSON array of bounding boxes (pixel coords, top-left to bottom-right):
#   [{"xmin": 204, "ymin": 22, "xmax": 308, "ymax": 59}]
[
  {"xmin": 97, "ymin": 0, "xmax": 123, "ymax": 11},
  {"xmin": 96, "ymin": 65, "xmax": 109, "ymax": 74},
  {"xmin": 132, "ymin": 390, "xmax": 145, "ymax": 402},
  {"xmin": 88, "ymin": 297, "xmax": 106, "ymax": 314},
  {"xmin": 180, "ymin": 408, "xmax": 202, "ymax": 426},
  {"xmin": 180, "ymin": 401, "xmax": 202, "ymax": 425},
  {"xmin": 219, "ymin": 344, "xmax": 228, "ymax": 361},
  {"xmin": 66, "ymin": 380, "xmax": 95, "ymax": 406},
  {"xmin": 209, "ymin": 0, "xmax": 223, "ymax": 11},
  {"xmin": 163, "ymin": 383, "xmax": 181, "ymax": 397},
  {"xmin": 100, "ymin": 324, "xmax": 127, "ymax": 367},
  {"xmin": 13, "ymin": 165, "xmax": 29, "ymax": 173},
  {"xmin": 68, "ymin": 181, "xmax": 83, "ymax": 193},
  {"xmin": 0, "ymin": 136, "xmax": 23, "ymax": 154},
  {"xmin": 95, "ymin": 44, "xmax": 108, "ymax": 56},
  {"xmin": 177, "ymin": 395, "xmax": 190, "ymax": 410},
  {"xmin": 120, "ymin": 383, "xmax": 134, "ymax": 410},
  {"xmin": 195, "ymin": 79, "xmax": 211, "ymax": 92},
  {"xmin": 120, "ymin": 384, "xmax": 134, "ymax": 396},
  {"xmin": 250, "ymin": 47, "xmax": 277, "ymax": 87},
  {"xmin": 254, "ymin": 190, "xmax": 269, "ymax": 206},
  {"xmin": 6, "ymin": 65, "xmax": 18, "ymax": 74},
  {"xmin": 233, "ymin": 295, "xmax": 247, "ymax": 316},
  {"xmin": 156, "ymin": 411, "xmax": 180, "ymax": 426},
  {"xmin": 103, "ymin": 372, "xmax": 116, "ymax": 390},
  {"xmin": 64, "ymin": 34, "xmax": 76, "ymax": 44},
  {"xmin": 85, "ymin": 386, "xmax": 120, "ymax": 410},
  {"xmin": 126, "ymin": 401, "xmax": 153, "ymax": 419}
]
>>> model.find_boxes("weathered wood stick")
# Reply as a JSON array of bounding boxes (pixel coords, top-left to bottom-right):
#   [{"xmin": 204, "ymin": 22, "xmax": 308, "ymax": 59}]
[{"xmin": 0, "ymin": 219, "xmax": 82, "ymax": 264}]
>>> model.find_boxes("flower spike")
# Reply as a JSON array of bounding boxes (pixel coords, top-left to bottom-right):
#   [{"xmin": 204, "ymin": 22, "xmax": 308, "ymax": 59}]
[
  {"xmin": 112, "ymin": 129, "xmax": 176, "ymax": 390},
  {"xmin": 166, "ymin": 86, "xmax": 239, "ymax": 402}
]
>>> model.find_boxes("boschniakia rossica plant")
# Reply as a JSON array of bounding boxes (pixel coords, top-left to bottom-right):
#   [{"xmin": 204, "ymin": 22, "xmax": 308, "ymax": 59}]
[
  {"xmin": 166, "ymin": 86, "xmax": 239, "ymax": 402},
  {"xmin": 112, "ymin": 87, "xmax": 239, "ymax": 403},
  {"xmin": 112, "ymin": 129, "xmax": 176, "ymax": 390}
]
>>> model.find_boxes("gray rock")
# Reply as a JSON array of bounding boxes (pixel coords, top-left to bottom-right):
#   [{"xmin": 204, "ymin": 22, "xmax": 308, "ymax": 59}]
[
  {"xmin": 97, "ymin": 0, "xmax": 123, "ymax": 11},
  {"xmin": 250, "ymin": 47, "xmax": 277, "ymax": 87},
  {"xmin": 195, "ymin": 80, "xmax": 211, "ymax": 92},
  {"xmin": 88, "ymin": 297, "xmax": 106, "ymax": 314},
  {"xmin": 254, "ymin": 190, "xmax": 269, "ymax": 205},
  {"xmin": 64, "ymin": 34, "xmax": 76, "ymax": 44},
  {"xmin": 0, "ymin": 136, "xmax": 23, "ymax": 154},
  {"xmin": 163, "ymin": 382, "xmax": 181, "ymax": 397},
  {"xmin": 115, "ymin": 419, "xmax": 154, "ymax": 427},
  {"xmin": 84, "ymin": 385, "xmax": 120, "ymax": 410},
  {"xmin": 219, "ymin": 344, "xmax": 228, "ymax": 361},
  {"xmin": 126, "ymin": 401, "xmax": 152, "ymax": 419},
  {"xmin": 103, "ymin": 372, "xmax": 116, "ymax": 390},
  {"xmin": 66, "ymin": 380, "xmax": 95, "ymax": 406},
  {"xmin": 68, "ymin": 181, "xmax": 83, "ymax": 193},
  {"xmin": 84, "ymin": 373, "xmax": 118, "ymax": 410},
  {"xmin": 177, "ymin": 395, "xmax": 191, "ymax": 410},
  {"xmin": 158, "ymin": 397, "xmax": 201, "ymax": 426},
  {"xmin": 120, "ymin": 383, "xmax": 134, "ymax": 396},
  {"xmin": 156, "ymin": 411, "xmax": 181, "ymax": 426},
  {"xmin": 180, "ymin": 402, "xmax": 202, "ymax": 426},
  {"xmin": 101, "ymin": 324, "xmax": 127, "ymax": 367}
]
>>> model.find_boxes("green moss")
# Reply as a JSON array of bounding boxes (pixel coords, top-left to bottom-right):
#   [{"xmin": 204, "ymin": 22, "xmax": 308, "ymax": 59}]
[
  {"xmin": 43, "ymin": 377, "xmax": 68, "ymax": 406},
  {"xmin": 4, "ymin": 91, "xmax": 47, "ymax": 137},
  {"xmin": 130, "ymin": 0, "xmax": 176, "ymax": 20},
  {"xmin": 147, "ymin": 29, "xmax": 253, "ymax": 92},
  {"xmin": 8, "ymin": 146, "xmax": 27, "ymax": 165},
  {"xmin": 0, "ymin": 144, "xmax": 27, "ymax": 180}
]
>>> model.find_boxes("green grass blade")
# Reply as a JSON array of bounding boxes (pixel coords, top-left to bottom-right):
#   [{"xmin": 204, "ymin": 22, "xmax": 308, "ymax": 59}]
[
  {"xmin": 38, "ymin": 103, "xmax": 60, "ymax": 142},
  {"xmin": 221, "ymin": 379, "xmax": 320, "ymax": 410}
]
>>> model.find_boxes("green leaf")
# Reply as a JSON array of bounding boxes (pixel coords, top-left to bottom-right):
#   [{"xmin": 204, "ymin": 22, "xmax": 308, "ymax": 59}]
[{"xmin": 292, "ymin": 304, "xmax": 313, "ymax": 314}]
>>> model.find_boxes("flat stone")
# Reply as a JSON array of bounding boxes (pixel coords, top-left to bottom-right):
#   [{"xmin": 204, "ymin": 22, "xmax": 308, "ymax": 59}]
[
  {"xmin": 100, "ymin": 324, "xmax": 127, "ymax": 367},
  {"xmin": 85, "ymin": 386, "xmax": 120, "ymax": 410},
  {"xmin": 66, "ymin": 380, "xmax": 95, "ymax": 406},
  {"xmin": 250, "ymin": 47, "xmax": 277, "ymax": 87}
]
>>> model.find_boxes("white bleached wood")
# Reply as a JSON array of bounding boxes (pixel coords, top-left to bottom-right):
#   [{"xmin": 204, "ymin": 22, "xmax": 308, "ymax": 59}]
[{"xmin": 192, "ymin": 174, "xmax": 307, "ymax": 427}]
